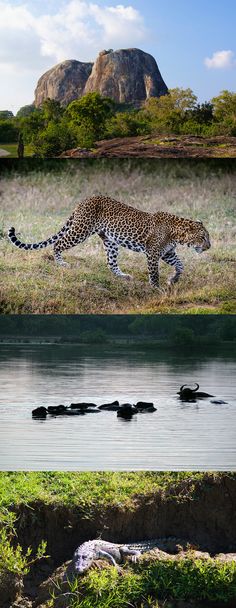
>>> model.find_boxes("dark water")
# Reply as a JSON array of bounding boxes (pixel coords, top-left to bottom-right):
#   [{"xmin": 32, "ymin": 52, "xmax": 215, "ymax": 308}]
[{"xmin": 0, "ymin": 344, "xmax": 235, "ymax": 470}]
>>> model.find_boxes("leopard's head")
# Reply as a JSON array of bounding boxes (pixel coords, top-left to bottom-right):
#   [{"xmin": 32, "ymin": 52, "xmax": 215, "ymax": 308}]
[
  {"xmin": 179, "ymin": 219, "xmax": 211, "ymax": 253},
  {"xmin": 188, "ymin": 220, "xmax": 211, "ymax": 253}
]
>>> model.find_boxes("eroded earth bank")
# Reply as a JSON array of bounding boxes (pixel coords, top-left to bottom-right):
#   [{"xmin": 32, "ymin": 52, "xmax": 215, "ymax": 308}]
[{"xmin": 0, "ymin": 472, "xmax": 236, "ymax": 608}]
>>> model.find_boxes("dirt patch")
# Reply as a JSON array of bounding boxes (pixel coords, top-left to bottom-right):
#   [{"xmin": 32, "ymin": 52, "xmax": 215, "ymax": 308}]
[
  {"xmin": 59, "ymin": 135, "xmax": 236, "ymax": 158},
  {"xmin": 0, "ymin": 148, "xmax": 10, "ymax": 157},
  {"xmin": 34, "ymin": 551, "xmax": 236, "ymax": 608}
]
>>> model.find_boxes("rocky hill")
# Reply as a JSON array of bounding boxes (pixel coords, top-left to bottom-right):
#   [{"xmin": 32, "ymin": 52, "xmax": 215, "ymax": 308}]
[
  {"xmin": 34, "ymin": 59, "xmax": 93, "ymax": 107},
  {"xmin": 34, "ymin": 48, "xmax": 168, "ymax": 107}
]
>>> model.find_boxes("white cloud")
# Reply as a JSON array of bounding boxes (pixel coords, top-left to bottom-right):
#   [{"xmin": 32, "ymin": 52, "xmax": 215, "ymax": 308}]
[
  {"xmin": 89, "ymin": 4, "xmax": 145, "ymax": 47},
  {"xmin": 0, "ymin": 1, "xmax": 146, "ymax": 69},
  {"xmin": 0, "ymin": 0, "xmax": 147, "ymax": 112},
  {"xmin": 204, "ymin": 50, "xmax": 235, "ymax": 69}
]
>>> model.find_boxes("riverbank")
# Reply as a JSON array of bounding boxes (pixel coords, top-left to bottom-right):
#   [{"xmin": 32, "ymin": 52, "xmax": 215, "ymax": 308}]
[
  {"xmin": 0, "ymin": 472, "xmax": 236, "ymax": 607},
  {"xmin": 0, "ymin": 337, "xmax": 235, "ymax": 350}
]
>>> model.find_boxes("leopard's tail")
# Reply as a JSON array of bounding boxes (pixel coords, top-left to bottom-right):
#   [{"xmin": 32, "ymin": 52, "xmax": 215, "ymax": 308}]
[{"xmin": 8, "ymin": 217, "xmax": 72, "ymax": 251}]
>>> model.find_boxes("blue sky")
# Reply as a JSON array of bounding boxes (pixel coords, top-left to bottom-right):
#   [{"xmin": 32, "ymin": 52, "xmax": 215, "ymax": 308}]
[{"xmin": 0, "ymin": 0, "xmax": 235, "ymax": 113}]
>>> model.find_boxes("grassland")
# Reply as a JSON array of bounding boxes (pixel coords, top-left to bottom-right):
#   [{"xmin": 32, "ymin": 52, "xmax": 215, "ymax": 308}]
[
  {"xmin": 0, "ymin": 471, "xmax": 206, "ymax": 510},
  {"xmin": 0, "ymin": 160, "xmax": 235, "ymax": 314},
  {"xmin": 65, "ymin": 558, "xmax": 236, "ymax": 607},
  {"xmin": 0, "ymin": 143, "xmax": 32, "ymax": 158}
]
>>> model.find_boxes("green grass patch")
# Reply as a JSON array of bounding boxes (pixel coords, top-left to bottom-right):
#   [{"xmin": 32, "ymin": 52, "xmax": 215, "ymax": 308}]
[
  {"xmin": 0, "ymin": 471, "xmax": 207, "ymax": 511},
  {"xmin": 0, "ymin": 143, "xmax": 33, "ymax": 157},
  {"xmin": 66, "ymin": 556, "xmax": 236, "ymax": 607}
]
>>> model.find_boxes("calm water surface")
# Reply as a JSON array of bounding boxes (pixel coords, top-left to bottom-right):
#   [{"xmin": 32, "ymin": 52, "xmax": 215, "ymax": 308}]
[{"xmin": 0, "ymin": 344, "xmax": 235, "ymax": 470}]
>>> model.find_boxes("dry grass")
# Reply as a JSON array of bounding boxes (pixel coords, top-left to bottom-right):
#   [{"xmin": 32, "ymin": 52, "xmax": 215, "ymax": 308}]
[{"xmin": 0, "ymin": 161, "xmax": 235, "ymax": 314}]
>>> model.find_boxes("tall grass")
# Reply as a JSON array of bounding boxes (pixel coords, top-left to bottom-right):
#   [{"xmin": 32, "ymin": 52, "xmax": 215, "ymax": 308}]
[{"xmin": 0, "ymin": 161, "xmax": 235, "ymax": 314}]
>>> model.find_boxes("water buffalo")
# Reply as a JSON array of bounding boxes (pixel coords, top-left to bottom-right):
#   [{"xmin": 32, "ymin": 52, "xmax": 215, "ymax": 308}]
[
  {"xmin": 178, "ymin": 383, "xmax": 214, "ymax": 400},
  {"xmin": 65, "ymin": 408, "xmax": 100, "ymax": 415},
  {"xmin": 70, "ymin": 403, "xmax": 97, "ymax": 409},
  {"xmin": 135, "ymin": 401, "xmax": 157, "ymax": 412},
  {"xmin": 47, "ymin": 405, "xmax": 68, "ymax": 415},
  {"xmin": 117, "ymin": 404, "xmax": 138, "ymax": 419},
  {"xmin": 99, "ymin": 401, "xmax": 120, "ymax": 411},
  {"xmin": 32, "ymin": 406, "xmax": 47, "ymax": 419}
]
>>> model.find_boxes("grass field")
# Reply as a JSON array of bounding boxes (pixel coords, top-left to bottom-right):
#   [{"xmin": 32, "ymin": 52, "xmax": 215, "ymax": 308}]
[
  {"xmin": 0, "ymin": 471, "xmax": 204, "ymax": 509},
  {"xmin": 0, "ymin": 160, "xmax": 235, "ymax": 314},
  {"xmin": 0, "ymin": 143, "xmax": 32, "ymax": 158}
]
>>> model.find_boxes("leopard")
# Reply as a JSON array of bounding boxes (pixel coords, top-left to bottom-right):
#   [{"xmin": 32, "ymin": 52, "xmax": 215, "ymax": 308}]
[{"xmin": 8, "ymin": 195, "xmax": 211, "ymax": 288}]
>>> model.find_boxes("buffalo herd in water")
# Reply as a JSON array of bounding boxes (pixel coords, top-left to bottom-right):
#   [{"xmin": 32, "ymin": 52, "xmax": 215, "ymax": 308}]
[{"xmin": 32, "ymin": 383, "xmax": 227, "ymax": 420}]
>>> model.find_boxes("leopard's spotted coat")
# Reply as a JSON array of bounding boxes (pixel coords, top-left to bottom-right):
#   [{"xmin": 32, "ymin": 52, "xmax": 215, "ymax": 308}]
[{"xmin": 8, "ymin": 195, "xmax": 211, "ymax": 287}]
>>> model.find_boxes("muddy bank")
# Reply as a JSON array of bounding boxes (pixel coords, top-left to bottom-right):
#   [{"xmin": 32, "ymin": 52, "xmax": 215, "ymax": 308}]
[
  {"xmin": 28, "ymin": 550, "xmax": 236, "ymax": 608},
  {"xmin": 14, "ymin": 474, "xmax": 236, "ymax": 565},
  {"xmin": 3, "ymin": 548, "xmax": 236, "ymax": 608},
  {"xmin": 59, "ymin": 134, "xmax": 236, "ymax": 158},
  {"xmin": 2, "ymin": 474, "xmax": 236, "ymax": 608}
]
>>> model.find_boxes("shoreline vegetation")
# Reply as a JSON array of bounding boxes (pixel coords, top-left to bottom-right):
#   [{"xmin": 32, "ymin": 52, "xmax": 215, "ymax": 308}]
[
  {"xmin": 0, "ymin": 160, "xmax": 235, "ymax": 315},
  {"xmin": 0, "ymin": 338, "xmax": 235, "ymax": 351},
  {"xmin": 0, "ymin": 315, "xmax": 235, "ymax": 349},
  {"xmin": 0, "ymin": 472, "xmax": 236, "ymax": 607}
]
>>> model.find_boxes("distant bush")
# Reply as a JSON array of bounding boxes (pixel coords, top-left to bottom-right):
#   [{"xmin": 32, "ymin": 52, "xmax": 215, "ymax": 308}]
[
  {"xmin": 0, "ymin": 120, "xmax": 19, "ymax": 142},
  {"xmin": 16, "ymin": 104, "xmax": 36, "ymax": 118},
  {"xmin": 0, "ymin": 110, "xmax": 14, "ymax": 120},
  {"xmin": 105, "ymin": 111, "xmax": 151, "ymax": 138},
  {"xmin": 31, "ymin": 121, "xmax": 76, "ymax": 157}
]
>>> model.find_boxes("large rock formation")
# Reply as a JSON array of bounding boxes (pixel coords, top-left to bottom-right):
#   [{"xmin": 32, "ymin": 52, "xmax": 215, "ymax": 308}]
[
  {"xmin": 34, "ymin": 48, "xmax": 168, "ymax": 107},
  {"xmin": 34, "ymin": 60, "xmax": 93, "ymax": 107},
  {"xmin": 84, "ymin": 48, "xmax": 168, "ymax": 103}
]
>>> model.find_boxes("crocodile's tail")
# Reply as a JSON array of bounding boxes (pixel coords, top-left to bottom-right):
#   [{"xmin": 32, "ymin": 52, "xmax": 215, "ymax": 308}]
[{"xmin": 8, "ymin": 217, "xmax": 72, "ymax": 251}]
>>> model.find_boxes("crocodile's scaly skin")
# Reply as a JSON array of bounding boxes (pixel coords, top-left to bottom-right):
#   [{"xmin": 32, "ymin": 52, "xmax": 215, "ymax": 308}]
[{"xmin": 65, "ymin": 537, "xmax": 188, "ymax": 577}]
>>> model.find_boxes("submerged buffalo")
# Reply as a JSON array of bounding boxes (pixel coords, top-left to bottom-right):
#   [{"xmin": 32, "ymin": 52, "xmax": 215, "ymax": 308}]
[
  {"xmin": 117, "ymin": 404, "xmax": 138, "ymax": 419},
  {"xmin": 178, "ymin": 383, "xmax": 214, "ymax": 401},
  {"xmin": 99, "ymin": 401, "xmax": 120, "ymax": 411},
  {"xmin": 32, "ymin": 406, "xmax": 47, "ymax": 419},
  {"xmin": 135, "ymin": 401, "xmax": 157, "ymax": 412},
  {"xmin": 47, "ymin": 405, "xmax": 68, "ymax": 415},
  {"xmin": 70, "ymin": 403, "xmax": 97, "ymax": 410}
]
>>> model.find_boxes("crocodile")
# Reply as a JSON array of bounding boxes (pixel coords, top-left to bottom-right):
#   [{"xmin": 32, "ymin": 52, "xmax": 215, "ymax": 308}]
[{"xmin": 65, "ymin": 537, "xmax": 187, "ymax": 577}]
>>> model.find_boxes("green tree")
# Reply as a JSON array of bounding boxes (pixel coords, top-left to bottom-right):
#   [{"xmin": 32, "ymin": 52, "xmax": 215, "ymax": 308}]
[
  {"xmin": 31, "ymin": 120, "xmax": 76, "ymax": 157},
  {"xmin": 211, "ymin": 90, "xmax": 236, "ymax": 134},
  {"xmin": 41, "ymin": 98, "xmax": 64, "ymax": 123},
  {"xmin": 105, "ymin": 110, "xmax": 150, "ymax": 138},
  {"xmin": 0, "ymin": 110, "xmax": 14, "ymax": 119},
  {"xmin": 16, "ymin": 104, "xmax": 35, "ymax": 118},
  {"xmin": 0, "ymin": 120, "xmax": 19, "ymax": 142},
  {"xmin": 66, "ymin": 92, "xmax": 115, "ymax": 147},
  {"xmin": 20, "ymin": 109, "xmax": 45, "ymax": 143},
  {"xmin": 143, "ymin": 88, "xmax": 198, "ymax": 134},
  {"xmin": 189, "ymin": 102, "xmax": 213, "ymax": 124}
]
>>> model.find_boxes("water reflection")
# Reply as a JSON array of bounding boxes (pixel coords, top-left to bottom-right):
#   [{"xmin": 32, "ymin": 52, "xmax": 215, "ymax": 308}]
[{"xmin": 0, "ymin": 345, "xmax": 235, "ymax": 470}]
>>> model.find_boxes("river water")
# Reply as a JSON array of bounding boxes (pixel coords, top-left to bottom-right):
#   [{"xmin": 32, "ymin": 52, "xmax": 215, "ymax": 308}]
[{"xmin": 0, "ymin": 344, "xmax": 235, "ymax": 470}]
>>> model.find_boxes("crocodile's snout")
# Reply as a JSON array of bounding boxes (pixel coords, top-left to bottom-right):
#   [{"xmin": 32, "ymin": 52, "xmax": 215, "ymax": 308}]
[{"xmin": 74, "ymin": 552, "xmax": 93, "ymax": 573}]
